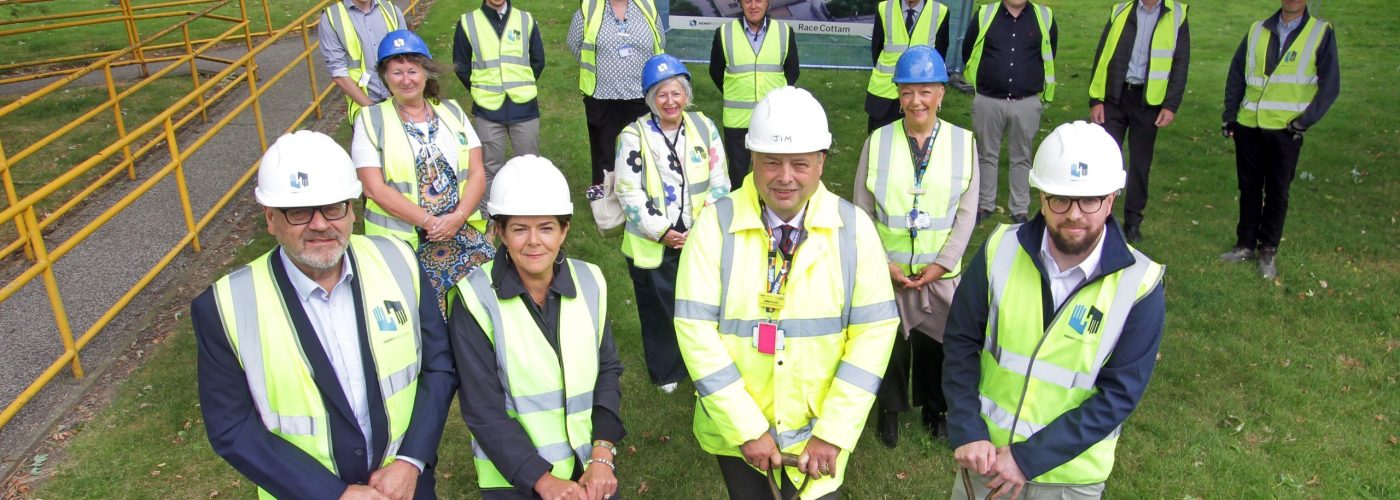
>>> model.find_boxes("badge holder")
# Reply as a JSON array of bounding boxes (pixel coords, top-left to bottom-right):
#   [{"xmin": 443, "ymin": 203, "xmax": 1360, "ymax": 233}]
[
  {"xmin": 753, "ymin": 322, "xmax": 785, "ymax": 355},
  {"xmin": 906, "ymin": 209, "xmax": 932, "ymax": 238}
]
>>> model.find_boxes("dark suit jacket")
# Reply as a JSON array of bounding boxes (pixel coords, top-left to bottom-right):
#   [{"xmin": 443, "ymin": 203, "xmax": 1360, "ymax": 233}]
[
  {"xmin": 1088, "ymin": 0, "xmax": 1191, "ymax": 112},
  {"xmin": 192, "ymin": 245, "xmax": 456, "ymax": 499}
]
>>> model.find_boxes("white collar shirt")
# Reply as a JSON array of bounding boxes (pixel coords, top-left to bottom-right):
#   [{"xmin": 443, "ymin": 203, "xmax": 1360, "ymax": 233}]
[
  {"xmin": 763, "ymin": 204, "xmax": 808, "ymax": 251},
  {"xmin": 1038, "ymin": 228, "xmax": 1107, "ymax": 309}
]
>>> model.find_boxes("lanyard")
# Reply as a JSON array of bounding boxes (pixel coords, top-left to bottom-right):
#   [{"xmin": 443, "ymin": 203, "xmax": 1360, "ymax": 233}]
[
  {"xmin": 650, "ymin": 115, "xmax": 688, "ymax": 229},
  {"xmin": 904, "ymin": 120, "xmax": 941, "ymax": 212},
  {"xmin": 761, "ymin": 202, "xmax": 808, "ymax": 299}
]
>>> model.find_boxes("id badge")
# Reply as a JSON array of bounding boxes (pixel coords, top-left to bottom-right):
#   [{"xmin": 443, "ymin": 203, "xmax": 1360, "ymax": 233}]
[
  {"xmin": 753, "ymin": 322, "xmax": 784, "ymax": 355},
  {"xmin": 617, "ymin": 44, "xmax": 635, "ymax": 58},
  {"xmin": 758, "ymin": 292, "xmax": 785, "ymax": 311},
  {"xmin": 907, "ymin": 209, "xmax": 933, "ymax": 230},
  {"xmin": 908, "ymin": 187, "xmax": 927, "ymax": 195}
]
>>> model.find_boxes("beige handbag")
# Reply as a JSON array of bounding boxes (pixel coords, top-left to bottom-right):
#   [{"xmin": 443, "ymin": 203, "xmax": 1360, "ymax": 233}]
[{"xmin": 587, "ymin": 172, "xmax": 625, "ymax": 237}]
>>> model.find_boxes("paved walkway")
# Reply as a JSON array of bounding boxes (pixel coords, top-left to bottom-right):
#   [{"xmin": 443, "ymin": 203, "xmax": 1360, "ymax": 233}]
[{"xmin": 0, "ymin": 30, "xmax": 344, "ymax": 474}]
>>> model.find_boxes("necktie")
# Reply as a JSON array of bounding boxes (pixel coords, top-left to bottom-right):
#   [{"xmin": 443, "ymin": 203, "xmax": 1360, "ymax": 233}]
[
  {"xmin": 778, "ymin": 225, "xmax": 797, "ymax": 258},
  {"xmin": 905, "ymin": 8, "xmax": 917, "ymax": 35}
]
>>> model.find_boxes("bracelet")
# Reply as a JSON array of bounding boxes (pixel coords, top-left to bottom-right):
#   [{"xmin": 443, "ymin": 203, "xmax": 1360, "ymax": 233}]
[
  {"xmin": 584, "ymin": 457, "xmax": 616, "ymax": 471},
  {"xmin": 421, "ymin": 214, "xmax": 431, "ymax": 227},
  {"xmin": 592, "ymin": 440, "xmax": 617, "ymax": 456}
]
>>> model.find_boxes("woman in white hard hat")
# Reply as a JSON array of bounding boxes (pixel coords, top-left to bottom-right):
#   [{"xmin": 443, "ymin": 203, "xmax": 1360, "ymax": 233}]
[
  {"xmin": 352, "ymin": 29, "xmax": 493, "ymax": 315},
  {"xmin": 615, "ymin": 54, "xmax": 730, "ymax": 394},
  {"xmin": 853, "ymin": 45, "xmax": 979, "ymax": 449},
  {"xmin": 448, "ymin": 155, "xmax": 625, "ymax": 500}
]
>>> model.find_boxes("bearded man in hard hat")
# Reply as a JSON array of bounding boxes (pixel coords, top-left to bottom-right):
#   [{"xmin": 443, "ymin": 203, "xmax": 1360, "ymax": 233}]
[
  {"xmin": 192, "ymin": 131, "xmax": 457, "ymax": 499},
  {"xmin": 674, "ymin": 86, "xmax": 899, "ymax": 498},
  {"xmin": 942, "ymin": 121, "xmax": 1165, "ymax": 499}
]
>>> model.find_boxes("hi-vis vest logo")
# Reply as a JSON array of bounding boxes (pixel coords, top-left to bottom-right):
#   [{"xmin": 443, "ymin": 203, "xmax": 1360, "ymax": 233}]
[
  {"xmin": 1068, "ymin": 304, "xmax": 1104, "ymax": 336},
  {"xmin": 1069, "ymin": 162, "xmax": 1089, "ymax": 179},
  {"xmin": 373, "ymin": 300, "xmax": 408, "ymax": 331},
  {"xmin": 290, "ymin": 172, "xmax": 310, "ymax": 189},
  {"xmin": 1284, "ymin": 50, "xmax": 1298, "ymax": 63},
  {"xmin": 508, "ymin": 29, "xmax": 520, "ymax": 42}
]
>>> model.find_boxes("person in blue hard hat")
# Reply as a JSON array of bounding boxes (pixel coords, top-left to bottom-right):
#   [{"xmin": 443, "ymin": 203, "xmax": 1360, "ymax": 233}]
[
  {"xmin": 853, "ymin": 45, "xmax": 979, "ymax": 449},
  {"xmin": 615, "ymin": 54, "xmax": 730, "ymax": 394},
  {"xmin": 351, "ymin": 29, "xmax": 494, "ymax": 317}
]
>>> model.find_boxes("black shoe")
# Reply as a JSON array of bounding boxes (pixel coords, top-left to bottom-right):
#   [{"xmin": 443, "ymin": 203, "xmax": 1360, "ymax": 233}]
[
  {"xmin": 1010, "ymin": 213, "xmax": 1029, "ymax": 224},
  {"xmin": 877, "ymin": 410, "xmax": 899, "ymax": 448},
  {"xmin": 976, "ymin": 209, "xmax": 993, "ymax": 224},
  {"xmin": 1124, "ymin": 224, "xmax": 1142, "ymax": 244},
  {"xmin": 921, "ymin": 408, "xmax": 949, "ymax": 442},
  {"xmin": 949, "ymin": 73, "xmax": 975, "ymax": 95}
]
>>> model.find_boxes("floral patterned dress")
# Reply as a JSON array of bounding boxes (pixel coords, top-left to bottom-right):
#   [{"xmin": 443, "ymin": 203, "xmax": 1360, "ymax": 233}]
[{"xmin": 403, "ymin": 114, "xmax": 495, "ymax": 316}]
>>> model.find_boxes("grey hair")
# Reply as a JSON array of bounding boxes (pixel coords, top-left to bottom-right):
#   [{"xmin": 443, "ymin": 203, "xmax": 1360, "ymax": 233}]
[{"xmin": 645, "ymin": 76, "xmax": 694, "ymax": 118}]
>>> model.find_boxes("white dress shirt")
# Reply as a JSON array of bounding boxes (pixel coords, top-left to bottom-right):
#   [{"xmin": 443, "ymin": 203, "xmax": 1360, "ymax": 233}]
[{"xmin": 1038, "ymin": 228, "xmax": 1106, "ymax": 308}]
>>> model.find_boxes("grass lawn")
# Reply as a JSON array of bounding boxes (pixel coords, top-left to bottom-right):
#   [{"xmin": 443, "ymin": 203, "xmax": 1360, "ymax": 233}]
[{"xmin": 24, "ymin": 0, "xmax": 1400, "ymax": 497}]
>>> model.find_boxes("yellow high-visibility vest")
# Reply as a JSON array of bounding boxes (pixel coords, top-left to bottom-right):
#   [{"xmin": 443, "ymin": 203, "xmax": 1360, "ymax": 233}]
[
  {"xmin": 978, "ymin": 224, "xmax": 1163, "ymax": 484},
  {"xmin": 454, "ymin": 259, "xmax": 607, "ymax": 489},
  {"xmin": 577, "ymin": 0, "xmax": 662, "ymax": 96},
  {"xmin": 1089, "ymin": 1, "xmax": 1187, "ymax": 106},
  {"xmin": 964, "ymin": 2, "xmax": 1056, "ymax": 101},
  {"xmin": 358, "ymin": 98, "xmax": 487, "ymax": 249},
  {"xmin": 323, "ymin": 0, "xmax": 400, "ymax": 121},
  {"xmin": 720, "ymin": 18, "xmax": 790, "ymax": 129},
  {"xmin": 867, "ymin": 0, "xmax": 949, "ymax": 99},
  {"xmin": 863, "ymin": 119, "xmax": 975, "ymax": 276},
  {"xmin": 460, "ymin": 8, "xmax": 538, "ymax": 111},
  {"xmin": 1237, "ymin": 16, "xmax": 1328, "ymax": 130},
  {"xmin": 211, "ymin": 235, "xmax": 422, "ymax": 499}
]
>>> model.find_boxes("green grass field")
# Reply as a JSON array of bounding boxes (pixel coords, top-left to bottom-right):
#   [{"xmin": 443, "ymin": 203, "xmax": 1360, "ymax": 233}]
[{"xmin": 21, "ymin": 0, "xmax": 1400, "ymax": 497}]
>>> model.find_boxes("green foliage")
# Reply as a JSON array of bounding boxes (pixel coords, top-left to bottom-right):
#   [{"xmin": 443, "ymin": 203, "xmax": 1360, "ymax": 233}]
[{"xmin": 29, "ymin": 0, "xmax": 1400, "ymax": 498}]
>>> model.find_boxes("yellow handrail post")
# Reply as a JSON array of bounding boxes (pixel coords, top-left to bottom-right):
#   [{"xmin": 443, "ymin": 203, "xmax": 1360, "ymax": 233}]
[
  {"xmin": 300, "ymin": 17, "xmax": 323, "ymax": 120},
  {"xmin": 0, "ymin": 138, "xmax": 34, "ymax": 261},
  {"xmin": 245, "ymin": 58, "xmax": 269, "ymax": 151},
  {"xmin": 22, "ymin": 206, "xmax": 84, "ymax": 379},
  {"xmin": 163, "ymin": 117, "xmax": 203, "ymax": 253},
  {"xmin": 258, "ymin": 0, "xmax": 273, "ymax": 36},
  {"xmin": 182, "ymin": 24, "xmax": 210, "ymax": 123},
  {"xmin": 119, "ymin": 0, "xmax": 150, "ymax": 78},
  {"xmin": 103, "ymin": 64, "xmax": 138, "ymax": 181}
]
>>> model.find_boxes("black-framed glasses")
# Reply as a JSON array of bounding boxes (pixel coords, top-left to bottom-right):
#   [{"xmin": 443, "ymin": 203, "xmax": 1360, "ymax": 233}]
[
  {"xmin": 278, "ymin": 200, "xmax": 351, "ymax": 225},
  {"xmin": 1043, "ymin": 195, "xmax": 1108, "ymax": 215}
]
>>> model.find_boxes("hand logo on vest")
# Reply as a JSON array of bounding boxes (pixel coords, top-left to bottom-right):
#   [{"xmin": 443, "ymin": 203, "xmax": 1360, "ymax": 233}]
[
  {"xmin": 509, "ymin": 29, "xmax": 520, "ymax": 42},
  {"xmin": 1068, "ymin": 305, "xmax": 1104, "ymax": 336},
  {"xmin": 373, "ymin": 300, "xmax": 408, "ymax": 331}
]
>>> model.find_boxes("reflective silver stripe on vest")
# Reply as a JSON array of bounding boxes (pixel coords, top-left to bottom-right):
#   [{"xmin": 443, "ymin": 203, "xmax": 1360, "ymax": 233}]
[
  {"xmin": 834, "ymin": 361, "xmax": 882, "ymax": 394},
  {"xmin": 984, "ymin": 224, "xmax": 1024, "ymax": 357},
  {"xmin": 365, "ymin": 210, "xmax": 415, "ymax": 233},
  {"xmin": 877, "ymin": 2, "xmax": 942, "ymax": 72},
  {"xmin": 718, "ymin": 317, "xmax": 845, "ymax": 338},
  {"xmin": 995, "ymin": 348, "xmax": 1095, "ymax": 391},
  {"xmin": 386, "ymin": 436, "xmax": 404, "ymax": 462},
  {"xmin": 472, "ymin": 439, "xmax": 576, "ymax": 463},
  {"xmin": 980, "ymin": 394, "xmax": 1123, "ymax": 441},
  {"xmin": 675, "ymin": 299, "xmax": 721, "ymax": 321},
  {"xmin": 723, "ymin": 21, "xmax": 787, "ymax": 75},
  {"xmin": 886, "ymin": 251, "xmax": 939, "ymax": 265},
  {"xmin": 364, "ymin": 236, "xmax": 420, "ymax": 331},
  {"xmin": 1148, "ymin": 71, "xmax": 1171, "ymax": 80},
  {"xmin": 464, "ymin": 269, "xmax": 516, "ymax": 412},
  {"xmin": 513, "ymin": 389, "xmax": 566, "ymax": 414},
  {"xmin": 723, "ymin": 100, "xmax": 758, "ymax": 110},
  {"xmin": 695, "ymin": 363, "xmax": 742, "ymax": 396},
  {"xmin": 1037, "ymin": 5, "xmax": 1054, "ymax": 68},
  {"xmin": 872, "ymin": 126, "xmax": 965, "ymax": 232},
  {"xmin": 1084, "ymin": 250, "xmax": 1156, "ymax": 380},
  {"xmin": 837, "ymin": 201, "xmax": 858, "ymax": 325},
  {"xmin": 715, "ymin": 198, "xmax": 736, "ymax": 312},
  {"xmin": 771, "ymin": 419, "xmax": 815, "ymax": 449},
  {"xmin": 1243, "ymin": 100, "xmax": 1309, "ymax": 112},
  {"xmin": 566, "ymin": 391, "xmax": 593, "ymax": 415},
  {"xmin": 570, "ymin": 259, "xmax": 605, "ymax": 344},
  {"xmin": 380, "ymin": 362, "xmax": 421, "ymax": 398},
  {"xmin": 849, "ymin": 300, "xmax": 898, "ymax": 324},
  {"xmin": 463, "ymin": 12, "xmax": 487, "ymax": 62},
  {"xmin": 225, "ymin": 264, "xmax": 321, "ymax": 436},
  {"xmin": 325, "ymin": 5, "xmax": 357, "ymax": 67}
]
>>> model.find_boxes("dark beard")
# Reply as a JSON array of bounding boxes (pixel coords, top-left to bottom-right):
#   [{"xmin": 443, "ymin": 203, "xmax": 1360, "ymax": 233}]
[{"xmin": 1048, "ymin": 223, "xmax": 1103, "ymax": 257}]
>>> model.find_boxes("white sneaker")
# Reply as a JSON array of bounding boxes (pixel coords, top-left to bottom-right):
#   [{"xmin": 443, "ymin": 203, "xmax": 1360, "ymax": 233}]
[{"xmin": 659, "ymin": 382, "xmax": 679, "ymax": 394}]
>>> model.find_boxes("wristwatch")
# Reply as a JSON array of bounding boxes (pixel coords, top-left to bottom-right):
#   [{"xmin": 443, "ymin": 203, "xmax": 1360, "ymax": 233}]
[{"xmin": 592, "ymin": 440, "xmax": 617, "ymax": 456}]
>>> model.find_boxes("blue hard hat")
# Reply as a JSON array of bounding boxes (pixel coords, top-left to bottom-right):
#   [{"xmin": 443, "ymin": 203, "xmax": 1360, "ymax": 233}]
[
  {"xmin": 641, "ymin": 54, "xmax": 690, "ymax": 94},
  {"xmin": 893, "ymin": 45, "xmax": 948, "ymax": 84},
  {"xmin": 377, "ymin": 30, "xmax": 432, "ymax": 64}
]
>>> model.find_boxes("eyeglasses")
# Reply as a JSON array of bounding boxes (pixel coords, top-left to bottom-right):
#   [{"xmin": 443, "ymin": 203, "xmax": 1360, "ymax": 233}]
[
  {"xmin": 1043, "ymin": 195, "xmax": 1108, "ymax": 215},
  {"xmin": 278, "ymin": 201, "xmax": 351, "ymax": 225}
]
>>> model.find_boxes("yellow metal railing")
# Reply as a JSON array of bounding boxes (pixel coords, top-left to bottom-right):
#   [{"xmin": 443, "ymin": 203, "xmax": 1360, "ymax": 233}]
[{"xmin": 0, "ymin": 0, "xmax": 422, "ymax": 429}]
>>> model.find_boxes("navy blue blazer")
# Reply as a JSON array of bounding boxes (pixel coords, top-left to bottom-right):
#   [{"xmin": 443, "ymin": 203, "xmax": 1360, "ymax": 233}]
[{"xmin": 192, "ymin": 246, "xmax": 457, "ymax": 499}]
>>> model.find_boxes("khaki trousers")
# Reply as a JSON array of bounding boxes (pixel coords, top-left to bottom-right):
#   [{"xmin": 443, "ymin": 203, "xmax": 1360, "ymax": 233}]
[{"xmin": 971, "ymin": 94, "xmax": 1043, "ymax": 216}]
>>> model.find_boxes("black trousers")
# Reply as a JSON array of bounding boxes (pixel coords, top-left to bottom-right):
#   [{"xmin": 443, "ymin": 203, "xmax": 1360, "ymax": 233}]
[
  {"xmin": 723, "ymin": 127, "xmax": 752, "ymax": 189},
  {"xmin": 627, "ymin": 248, "xmax": 688, "ymax": 386},
  {"xmin": 1101, "ymin": 84, "xmax": 1161, "ymax": 228},
  {"xmin": 865, "ymin": 94, "xmax": 902, "ymax": 133},
  {"xmin": 584, "ymin": 95, "xmax": 650, "ymax": 185},
  {"xmin": 715, "ymin": 455, "xmax": 840, "ymax": 500},
  {"xmin": 876, "ymin": 330, "xmax": 946, "ymax": 414},
  {"xmin": 1233, "ymin": 124, "xmax": 1304, "ymax": 251}
]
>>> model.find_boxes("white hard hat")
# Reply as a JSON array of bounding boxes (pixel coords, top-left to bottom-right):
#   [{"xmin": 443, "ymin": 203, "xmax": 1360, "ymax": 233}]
[
  {"xmin": 487, "ymin": 155, "xmax": 574, "ymax": 216},
  {"xmin": 745, "ymin": 86, "xmax": 832, "ymax": 154},
  {"xmin": 254, "ymin": 131, "xmax": 362, "ymax": 207},
  {"xmin": 1029, "ymin": 121, "xmax": 1126, "ymax": 197}
]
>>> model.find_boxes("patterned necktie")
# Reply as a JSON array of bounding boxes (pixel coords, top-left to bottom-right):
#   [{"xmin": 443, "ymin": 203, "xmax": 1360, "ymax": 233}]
[
  {"xmin": 906, "ymin": 8, "xmax": 917, "ymax": 35},
  {"xmin": 778, "ymin": 224, "xmax": 797, "ymax": 258}
]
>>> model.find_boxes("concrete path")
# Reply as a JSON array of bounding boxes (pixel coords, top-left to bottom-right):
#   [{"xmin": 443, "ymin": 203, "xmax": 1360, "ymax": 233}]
[{"xmin": 0, "ymin": 27, "xmax": 343, "ymax": 474}]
